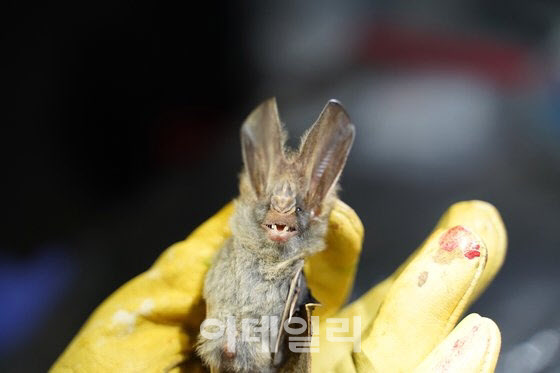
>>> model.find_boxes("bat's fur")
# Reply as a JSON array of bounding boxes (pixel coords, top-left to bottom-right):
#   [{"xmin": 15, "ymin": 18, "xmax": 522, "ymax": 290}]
[{"xmin": 197, "ymin": 98, "xmax": 354, "ymax": 372}]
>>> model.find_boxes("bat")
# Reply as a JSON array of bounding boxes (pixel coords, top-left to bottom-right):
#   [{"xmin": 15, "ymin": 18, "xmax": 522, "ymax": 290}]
[{"xmin": 197, "ymin": 98, "xmax": 355, "ymax": 372}]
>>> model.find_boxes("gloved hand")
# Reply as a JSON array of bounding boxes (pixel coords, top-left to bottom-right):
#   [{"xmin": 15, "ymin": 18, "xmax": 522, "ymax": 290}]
[{"xmin": 51, "ymin": 199, "xmax": 506, "ymax": 372}]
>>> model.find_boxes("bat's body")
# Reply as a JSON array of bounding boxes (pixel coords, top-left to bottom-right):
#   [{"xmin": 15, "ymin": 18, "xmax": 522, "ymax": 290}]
[
  {"xmin": 197, "ymin": 99, "xmax": 354, "ymax": 372},
  {"xmin": 201, "ymin": 236, "xmax": 302, "ymax": 372}
]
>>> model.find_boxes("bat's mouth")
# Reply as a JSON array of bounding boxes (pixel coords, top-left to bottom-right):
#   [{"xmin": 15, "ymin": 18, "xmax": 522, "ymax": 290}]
[{"xmin": 262, "ymin": 223, "xmax": 297, "ymax": 242}]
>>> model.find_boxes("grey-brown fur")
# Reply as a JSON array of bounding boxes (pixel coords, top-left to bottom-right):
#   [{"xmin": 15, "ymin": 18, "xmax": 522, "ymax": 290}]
[{"xmin": 197, "ymin": 98, "xmax": 354, "ymax": 372}]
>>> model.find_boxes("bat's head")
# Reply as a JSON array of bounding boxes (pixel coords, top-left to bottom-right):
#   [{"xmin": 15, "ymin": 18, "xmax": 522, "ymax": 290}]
[{"xmin": 234, "ymin": 98, "xmax": 354, "ymax": 255}]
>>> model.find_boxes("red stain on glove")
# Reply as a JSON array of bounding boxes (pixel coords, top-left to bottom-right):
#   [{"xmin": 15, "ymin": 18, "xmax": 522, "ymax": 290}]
[{"xmin": 439, "ymin": 226, "xmax": 481, "ymax": 260}]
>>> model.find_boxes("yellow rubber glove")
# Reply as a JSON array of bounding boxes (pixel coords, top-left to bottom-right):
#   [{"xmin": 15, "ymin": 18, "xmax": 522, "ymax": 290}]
[
  {"xmin": 311, "ymin": 200, "xmax": 507, "ymax": 372},
  {"xmin": 51, "ymin": 199, "xmax": 506, "ymax": 372}
]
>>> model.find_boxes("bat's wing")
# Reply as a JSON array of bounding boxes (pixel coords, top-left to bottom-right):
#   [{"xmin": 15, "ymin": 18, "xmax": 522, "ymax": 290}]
[{"xmin": 272, "ymin": 260, "xmax": 320, "ymax": 372}]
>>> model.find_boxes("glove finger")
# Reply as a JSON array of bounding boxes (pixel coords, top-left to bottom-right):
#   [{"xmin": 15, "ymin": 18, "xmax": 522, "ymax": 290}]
[
  {"xmin": 413, "ymin": 313, "xmax": 501, "ymax": 373},
  {"xmin": 311, "ymin": 200, "xmax": 505, "ymax": 372},
  {"xmin": 346, "ymin": 200, "xmax": 506, "ymax": 331},
  {"xmin": 51, "ymin": 203, "xmax": 234, "ymax": 372},
  {"xmin": 305, "ymin": 199, "xmax": 364, "ymax": 317},
  {"xmin": 354, "ymin": 225, "xmax": 488, "ymax": 372},
  {"xmin": 433, "ymin": 200, "xmax": 506, "ymax": 303}
]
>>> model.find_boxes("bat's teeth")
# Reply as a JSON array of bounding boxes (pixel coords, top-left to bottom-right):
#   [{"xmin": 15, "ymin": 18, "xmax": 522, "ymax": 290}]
[
  {"xmin": 283, "ymin": 225, "xmax": 289, "ymax": 232},
  {"xmin": 272, "ymin": 224, "xmax": 277, "ymax": 230}
]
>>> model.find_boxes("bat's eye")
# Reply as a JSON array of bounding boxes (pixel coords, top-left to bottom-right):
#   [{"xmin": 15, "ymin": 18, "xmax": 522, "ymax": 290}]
[{"xmin": 296, "ymin": 207, "xmax": 302, "ymax": 213}]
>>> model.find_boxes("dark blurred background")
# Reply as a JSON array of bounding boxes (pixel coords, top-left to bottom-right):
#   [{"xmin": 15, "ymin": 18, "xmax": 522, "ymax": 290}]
[{"xmin": 1, "ymin": 1, "xmax": 560, "ymax": 372}]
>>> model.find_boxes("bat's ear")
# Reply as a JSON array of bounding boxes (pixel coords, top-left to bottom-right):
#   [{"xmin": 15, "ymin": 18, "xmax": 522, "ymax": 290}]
[
  {"xmin": 299, "ymin": 100, "xmax": 354, "ymax": 215},
  {"xmin": 241, "ymin": 98, "xmax": 286, "ymax": 197}
]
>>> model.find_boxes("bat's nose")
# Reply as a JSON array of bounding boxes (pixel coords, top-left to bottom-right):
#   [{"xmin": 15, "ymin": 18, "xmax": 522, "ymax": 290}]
[{"xmin": 271, "ymin": 180, "xmax": 296, "ymax": 214}]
